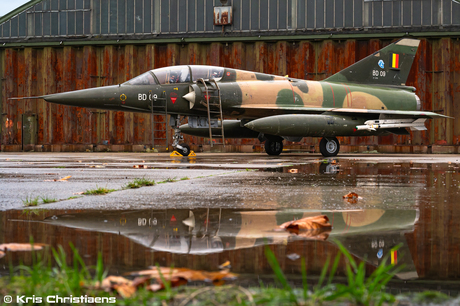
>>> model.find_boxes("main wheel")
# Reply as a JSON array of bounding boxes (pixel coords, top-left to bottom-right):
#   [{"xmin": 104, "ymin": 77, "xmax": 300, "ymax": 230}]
[
  {"xmin": 319, "ymin": 137, "xmax": 340, "ymax": 157},
  {"xmin": 177, "ymin": 143, "xmax": 190, "ymax": 156},
  {"xmin": 265, "ymin": 139, "xmax": 283, "ymax": 156}
]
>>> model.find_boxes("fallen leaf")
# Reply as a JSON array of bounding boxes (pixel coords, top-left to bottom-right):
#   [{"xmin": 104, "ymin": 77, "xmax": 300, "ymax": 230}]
[
  {"xmin": 146, "ymin": 276, "xmax": 190, "ymax": 291},
  {"xmin": 101, "ymin": 276, "xmax": 133, "ymax": 290},
  {"xmin": 343, "ymin": 192, "xmax": 362, "ymax": 204},
  {"xmin": 343, "ymin": 192, "xmax": 359, "ymax": 199},
  {"xmin": 296, "ymin": 230, "xmax": 330, "ymax": 240},
  {"xmin": 0, "ymin": 243, "xmax": 48, "ymax": 252},
  {"xmin": 73, "ymin": 192, "xmax": 84, "ymax": 195},
  {"xmin": 147, "ymin": 283, "xmax": 163, "ymax": 292},
  {"xmin": 0, "ymin": 251, "xmax": 5, "ymax": 259},
  {"xmin": 133, "ymin": 165, "xmax": 140, "ymax": 168},
  {"xmin": 278, "ymin": 215, "xmax": 331, "ymax": 240},
  {"xmin": 170, "ymin": 276, "xmax": 188, "ymax": 287},
  {"xmin": 131, "ymin": 276, "xmax": 151, "ymax": 288},
  {"xmin": 113, "ymin": 284, "xmax": 136, "ymax": 298},
  {"xmin": 143, "ymin": 165, "xmax": 148, "ymax": 169},
  {"xmin": 218, "ymin": 260, "xmax": 231, "ymax": 270},
  {"xmin": 128, "ymin": 267, "xmax": 237, "ymax": 286},
  {"xmin": 58, "ymin": 176, "xmax": 71, "ymax": 181},
  {"xmin": 279, "ymin": 215, "xmax": 331, "ymax": 231},
  {"xmin": 289, "ymin": 169, "xmax": 298, "ymax": 173}
]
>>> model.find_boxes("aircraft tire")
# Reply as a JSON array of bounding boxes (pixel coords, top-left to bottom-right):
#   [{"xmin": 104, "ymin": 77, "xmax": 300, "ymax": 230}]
[
  {"xmin": 320, "ymin": 137, "xmax": 340, "ymax": 157},
  {"xmin": 177, "ymin": 143, "xmax": 191, "ymax": 156},
  {"xmin": 265, "ymin": 140, "xmax": 283, "ymax": 156}
]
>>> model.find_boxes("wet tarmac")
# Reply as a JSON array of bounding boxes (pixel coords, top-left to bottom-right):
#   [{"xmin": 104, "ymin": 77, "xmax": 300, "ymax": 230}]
[{"xmin": 1, "ymin": 152, "xmax": 460, "ymax": 294}]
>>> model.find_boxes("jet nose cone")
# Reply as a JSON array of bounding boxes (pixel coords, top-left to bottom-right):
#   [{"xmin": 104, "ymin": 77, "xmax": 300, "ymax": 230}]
[{"xmin": 44, "ymin": 85, "xmax": 120, "ymax": 108}]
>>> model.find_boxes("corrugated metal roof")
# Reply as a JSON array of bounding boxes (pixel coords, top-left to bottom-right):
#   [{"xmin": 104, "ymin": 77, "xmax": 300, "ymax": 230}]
[{"xmin": 0, "ymin": 0, "xmax": 459, "ymax": 45}]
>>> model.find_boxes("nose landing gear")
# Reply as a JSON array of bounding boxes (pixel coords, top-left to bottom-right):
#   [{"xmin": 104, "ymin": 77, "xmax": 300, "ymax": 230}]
[{"xmin": 171, "ymin": 116, "xmax": 191, "ymax": 156}]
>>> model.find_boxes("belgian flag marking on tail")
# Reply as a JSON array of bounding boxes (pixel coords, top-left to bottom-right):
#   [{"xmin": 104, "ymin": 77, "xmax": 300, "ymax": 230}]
[
  {"xmin": 324, "ymin": 38, "xmax": 419, "ymax": 86},
  {"xmin": 391, "ymin": 250, "xmax": 398, "ymax": 264},
  {"xmin": 391, "ymin": 53, "xmax": 400, "ymax": 69}
]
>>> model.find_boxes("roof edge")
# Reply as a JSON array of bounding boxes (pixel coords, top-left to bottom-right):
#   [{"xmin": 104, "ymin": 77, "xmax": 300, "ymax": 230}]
[
  {"xmin": 2, "ymin": 31, "xmax": 460, "ymax": 49},
  {"xmin": 0, "ymin": 0, "xmax": 43, "ymax": 25}
]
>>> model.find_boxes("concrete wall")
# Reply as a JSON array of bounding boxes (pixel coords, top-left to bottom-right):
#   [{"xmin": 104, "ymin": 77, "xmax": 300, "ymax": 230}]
[{"xmin": 1, "ymin": 37, "xmax": 459, "ymax": 152}]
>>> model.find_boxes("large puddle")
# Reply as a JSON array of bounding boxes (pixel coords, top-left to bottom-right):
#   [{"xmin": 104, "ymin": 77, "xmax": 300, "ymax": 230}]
[{"xmin": 1, "ymin": 159, "xmax": 460, "ymax": 293}]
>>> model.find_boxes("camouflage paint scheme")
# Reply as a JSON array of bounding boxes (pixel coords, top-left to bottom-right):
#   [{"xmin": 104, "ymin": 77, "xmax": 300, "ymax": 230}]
[{"xmin": 22, "ymin": 38, "xmax": 447, "ymax": 156}]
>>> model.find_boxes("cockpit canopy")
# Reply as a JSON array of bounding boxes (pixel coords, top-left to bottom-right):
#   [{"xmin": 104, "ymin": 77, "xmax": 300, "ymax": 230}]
[{"xmin": 123, "ymin": 65, "xmax": 224, "ymax": 85}]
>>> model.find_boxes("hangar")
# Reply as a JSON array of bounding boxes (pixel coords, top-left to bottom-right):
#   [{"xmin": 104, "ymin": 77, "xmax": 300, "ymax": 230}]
[{"xmin": 0, "ymin": 0, "xmax": 459, "ymax": 153}]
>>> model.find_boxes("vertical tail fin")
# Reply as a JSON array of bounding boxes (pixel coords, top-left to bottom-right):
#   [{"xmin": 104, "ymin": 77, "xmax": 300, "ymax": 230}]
[{"xmin": 325, "ymin": 38, "xmax": 420, "ymax": 86}]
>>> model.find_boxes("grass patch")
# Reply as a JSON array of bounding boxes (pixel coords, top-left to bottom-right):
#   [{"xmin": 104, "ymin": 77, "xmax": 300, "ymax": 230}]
[
  {"xmin": 20, "ymin": 209, "xmax": 49, "ymax": 217},
  {"xmin": 22, "ymin": 196, "xmax": 39, "ymax": 207},
  {"xmin": 263, "ymin": 240, "xmax": 404, "ymax": 306},
  {"xmin": 67, "ymin": 196, "xmax": 82, "ymax": 200},
  {"xmin": 180, "ymin": 177, "xmax": 190, "ymax": 181},
  {"xmin": 40, "ymin": 196, "xmax": 58, "ymax": 204},
  {"xmin": 0, "ymin": 243, "xmax": 115, "ymax": 303},
  {"xmin": 124, "ymin": 177, "xmax": 156, "ymax": 189},
  {"xmin": 412, "ymin": 291, "xmax": 451, "ymax": 304},
  {"xmin": 83, "ymin": 186, "xmax": 117, "ymax": 195},
  {"xmin": 158, "ymin": 177, "xmax": 177, "ymax": 184},
  {"xmin": 0, "ymin": 241, "xmax": 454, "ymax": 305}
]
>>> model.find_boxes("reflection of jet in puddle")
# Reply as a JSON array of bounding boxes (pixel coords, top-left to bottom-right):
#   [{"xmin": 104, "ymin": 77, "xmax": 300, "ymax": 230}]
[
  {"xmin": 319, "ymin": 159, "xmax": 340, "ymax": 174},
  {"xmin": 42, "ymin": 208, "xmax": 418, "ymax": 279}
]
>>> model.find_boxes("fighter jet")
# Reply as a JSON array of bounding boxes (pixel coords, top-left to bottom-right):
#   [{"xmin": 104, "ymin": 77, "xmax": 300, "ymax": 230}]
[{"xmin": 13, "ymin": 38, "xmax": 448, "ymax": 156}]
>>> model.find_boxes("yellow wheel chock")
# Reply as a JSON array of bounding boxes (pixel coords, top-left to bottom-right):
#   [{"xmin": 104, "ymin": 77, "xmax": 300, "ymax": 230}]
[{"xmin": 170, "ymin": 150, "xmax": 196, "ymax": 157}]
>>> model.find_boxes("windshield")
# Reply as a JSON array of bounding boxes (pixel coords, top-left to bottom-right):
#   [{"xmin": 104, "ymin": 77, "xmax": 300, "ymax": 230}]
[
  {"xmin": 152, "ymin": 66, "xmax": 191, "ymax": 84},
  {"xmin": 124, "ymin": 71, "xmax": 157, "ymax": 85},
  {"xmin": 190, "ymin": 66, "xmax": 224, "ymax": 81}
]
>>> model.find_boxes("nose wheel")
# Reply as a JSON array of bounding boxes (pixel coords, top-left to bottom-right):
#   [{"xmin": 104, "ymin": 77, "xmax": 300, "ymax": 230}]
[
  {"xmin": 176, "ymin": 143, "xmax": 190, "ymax": 156},
  {"xmin": 319, "ymin": 137, "xmax": 340, "ymax": 157}
]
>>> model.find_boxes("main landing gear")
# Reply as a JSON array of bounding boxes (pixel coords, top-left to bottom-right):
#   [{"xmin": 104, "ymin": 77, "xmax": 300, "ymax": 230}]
[
  {"xmin": 263, "ymin": 135, "xmax": 284, "ymax": 156},
  {"xmin": 319, "ymin": 137, "xmax": 340, "ymax": 157},
  {"xmin": 171, "ymin": 115, "xmax": 191, "ymax": 156},
  {"xmin": 263, "ymin": 135, "xmax": 340, "ymax": 157}
]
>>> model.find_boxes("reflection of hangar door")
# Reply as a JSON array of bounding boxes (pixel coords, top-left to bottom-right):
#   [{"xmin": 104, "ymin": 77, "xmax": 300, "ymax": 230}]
[{"xmin": 22, "ymin": 114, "xmax": 37, "ymax": 151}]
